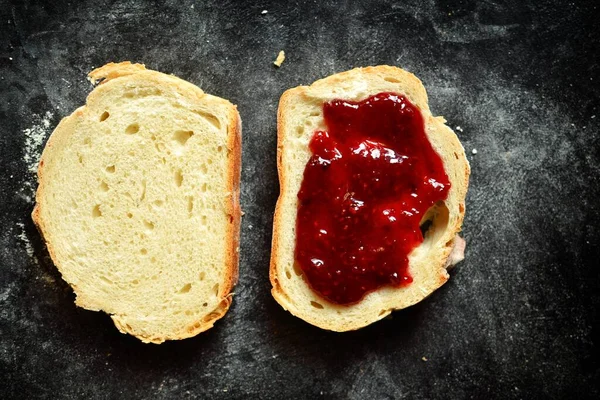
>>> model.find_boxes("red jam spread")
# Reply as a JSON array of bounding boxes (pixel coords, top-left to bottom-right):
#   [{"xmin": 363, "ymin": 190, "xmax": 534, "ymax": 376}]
[{"xmin": 295, "ymin": 92, "xmax": 450, "ymax": 304}]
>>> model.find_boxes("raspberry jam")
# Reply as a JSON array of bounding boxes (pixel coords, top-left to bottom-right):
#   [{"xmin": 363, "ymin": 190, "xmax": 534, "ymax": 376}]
[{"xmin": 295, "ymin": 92, "xmax": 450, "ymax": 305}]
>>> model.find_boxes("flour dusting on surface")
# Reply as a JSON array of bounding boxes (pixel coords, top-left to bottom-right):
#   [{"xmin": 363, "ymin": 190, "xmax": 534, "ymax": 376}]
[
  {"xmin": 23, "ymin": 111, "xmax": 53, "ymax": 174},
  {"xmin": 16, "ymin": 221, "xmax": 36, "ymax": 262},
  {"xmin": 20, "ymin": 111, "xmax": 54, "ymax": 204}
]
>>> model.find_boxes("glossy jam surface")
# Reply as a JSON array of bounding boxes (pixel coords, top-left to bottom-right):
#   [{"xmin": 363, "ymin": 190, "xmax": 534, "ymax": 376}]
[{"xmin": 295, "ymin": 93, "xmax": 450, "ymax": 304}]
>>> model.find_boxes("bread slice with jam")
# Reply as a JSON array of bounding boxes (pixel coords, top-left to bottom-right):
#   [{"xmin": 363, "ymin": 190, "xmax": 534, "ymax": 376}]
[
  {"xmin": 270, "ymin": 66, "xmax": 469, "ymax": 331},
  {"xmin": 32, "ymin": 62, "xmax": 241, "ymax": 343}
]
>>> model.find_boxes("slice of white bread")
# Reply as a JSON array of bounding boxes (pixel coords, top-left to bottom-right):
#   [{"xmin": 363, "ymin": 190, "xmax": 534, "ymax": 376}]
[
  {"xmin": 32, "ymin": 62, "xmax": 241, "ymax": 343},
  {"xmin": 270, "ymin": 66, "xmax": 470, "ymax": 331}
]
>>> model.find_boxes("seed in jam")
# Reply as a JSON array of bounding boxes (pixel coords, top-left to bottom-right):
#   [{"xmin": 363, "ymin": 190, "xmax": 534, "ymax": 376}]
[{"xmin": 295, "ymin": 92, "xmax": 450, "ymax": 305}]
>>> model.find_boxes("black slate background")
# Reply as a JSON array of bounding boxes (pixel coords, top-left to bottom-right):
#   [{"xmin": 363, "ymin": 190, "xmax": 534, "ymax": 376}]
[{"xmin": 1, "ymin": 0, "xmax": 599, "ymax": 399}]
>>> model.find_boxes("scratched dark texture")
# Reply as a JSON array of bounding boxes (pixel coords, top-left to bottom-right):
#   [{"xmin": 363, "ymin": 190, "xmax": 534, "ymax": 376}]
[{"xmin": 1, "ymin": 0, "xmax": 599, "ymax": 399}]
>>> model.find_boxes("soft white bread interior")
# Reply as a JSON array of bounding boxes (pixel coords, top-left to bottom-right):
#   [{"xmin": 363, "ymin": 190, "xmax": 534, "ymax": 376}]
[
  {"xmin": 32, "ymin": 62, "xmax": 241, "ymax": 343},
  {"xmin": 270, "ymin": 66, "xmax": 469, "ymax": 331}
]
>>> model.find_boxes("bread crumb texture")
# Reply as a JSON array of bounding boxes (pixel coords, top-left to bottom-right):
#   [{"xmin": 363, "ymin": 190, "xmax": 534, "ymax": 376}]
[
  {"xmin": 274, "ymin": 51, "xmax": 285, "ymax": 67},
  {"xmin": 270, "ymin": 66, "xmax": 470, "ymax": 331},
  {"xmin": 33, "ymin": 62, "xmax": 241, "ymax": 343}
]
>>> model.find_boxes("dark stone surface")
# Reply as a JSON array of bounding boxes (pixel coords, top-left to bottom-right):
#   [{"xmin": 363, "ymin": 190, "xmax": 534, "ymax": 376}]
[{"xmin": 1, "ymin": 0, "xmax": 599, "ymax": 398}]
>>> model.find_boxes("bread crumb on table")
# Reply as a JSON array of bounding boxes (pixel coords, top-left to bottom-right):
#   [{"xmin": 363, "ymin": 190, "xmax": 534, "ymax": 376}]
[
  {"xmin": 422, "ymin": 356, "xmax": 428, "ymax": 361},
  {"xmin": 261, "ymin": 10, "xmax": 268, "ymax": 14},
  {"xmin": 455, "ymin": 126, "xmax": 463, "ymax": 132},
  {"xmin": 472, "ymin": 148, "xmax": 478, "ymax": 154},
  {"xmin": 274, "ymin": 50, "xmax": 285, "ymax": 67}
]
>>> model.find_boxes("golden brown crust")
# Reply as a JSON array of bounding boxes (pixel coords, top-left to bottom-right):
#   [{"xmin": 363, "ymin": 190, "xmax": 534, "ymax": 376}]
[
  {"xmin": 270, "ymin": 66, "xmax": 470, "ymax": 331},
  {"xmin": 110, "ymin": 295, "xmax": 233, "ymax": 344},
  {"xmin": 88, "ymin": 61, "xmax": 147, "ymax": 85},
  {"xmin": 32, "ymin": 62, "xmax": 241, "ymax": 344},
  {"xmin": 221, "ymin": 105, "xmax": 243, "ymax": 305},
  {"xmin": 269, "ymin": 89, "xmax": 295, "ymax": 296}
]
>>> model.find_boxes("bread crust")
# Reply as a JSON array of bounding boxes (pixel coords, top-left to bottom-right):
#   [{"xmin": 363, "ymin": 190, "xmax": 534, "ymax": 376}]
[
  {"xmin": 32, "ymin": 62, "xmax": 241, "ymax": 343},
  {"xmin": 270, "ymin": 66, "xmax": 470, "ymax": 331}
]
